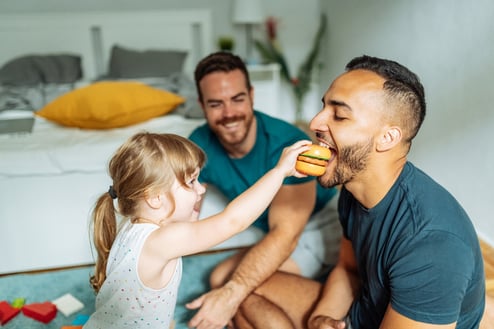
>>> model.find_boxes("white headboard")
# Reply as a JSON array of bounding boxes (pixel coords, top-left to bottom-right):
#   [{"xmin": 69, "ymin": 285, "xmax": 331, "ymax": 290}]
[{"xmin": 0, "ymin": 10, "xmax": 213, "ymax": 80}]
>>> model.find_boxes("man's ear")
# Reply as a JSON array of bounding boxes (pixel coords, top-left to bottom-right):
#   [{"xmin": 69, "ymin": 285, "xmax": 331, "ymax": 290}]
[{"xmin": 377, "ymin": 126, "xmax": 402, "ymax": 152}]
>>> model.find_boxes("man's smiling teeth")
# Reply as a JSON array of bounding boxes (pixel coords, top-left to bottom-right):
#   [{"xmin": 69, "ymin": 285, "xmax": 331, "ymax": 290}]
[{"xmin": 224, "ymin": 121, "xmax": 240, "ymax": 128}]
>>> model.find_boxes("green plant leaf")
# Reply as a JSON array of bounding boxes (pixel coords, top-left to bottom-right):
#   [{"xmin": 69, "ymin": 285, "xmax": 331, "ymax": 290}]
[
  {"xmin": 255, "ymin": 39, "xmax": 293, "ymax": 84},
  {"xmin": 254, "ymin": 40, "xmax": 277, "ymax": 63}
]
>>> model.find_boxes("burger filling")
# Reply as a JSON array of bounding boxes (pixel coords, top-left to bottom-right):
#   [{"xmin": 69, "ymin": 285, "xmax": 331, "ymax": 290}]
[{"xmin": 297, "ymin": 155, "xmax": 328, "ymax": 166}]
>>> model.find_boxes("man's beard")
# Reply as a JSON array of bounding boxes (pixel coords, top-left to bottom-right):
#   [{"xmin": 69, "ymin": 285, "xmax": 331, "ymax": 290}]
[
  {"xmin": 214, "ymin": 113, "xmax": 253, "ymax": 146},
  {"xmin": 318, "ymin": 138, "xmax": 373, "ymax": 188}
]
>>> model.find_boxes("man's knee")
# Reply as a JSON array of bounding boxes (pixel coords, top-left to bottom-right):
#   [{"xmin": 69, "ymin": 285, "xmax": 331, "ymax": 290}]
[
  {"xmin": 236, "ymin": 293, "xmax": 296, "ymax": 329},
  {"xmin": 209, "ymin": 260, "xmax": 231, "ymax": 288}
]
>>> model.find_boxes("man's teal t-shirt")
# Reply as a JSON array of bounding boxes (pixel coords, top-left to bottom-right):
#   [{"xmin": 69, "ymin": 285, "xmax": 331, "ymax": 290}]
[
  {"xmin": 189, "ymin": 111, "xmax": 337, "ymax": 232},
  {"xmin": 339, "ymin": 162, "xmax": 485, "ymax": 328}
]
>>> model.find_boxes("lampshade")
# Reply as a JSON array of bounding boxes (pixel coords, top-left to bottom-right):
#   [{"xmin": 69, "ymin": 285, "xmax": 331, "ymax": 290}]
[{"xmin": 233, "ymin": 0, "xmax": 264, "ymax": 25}]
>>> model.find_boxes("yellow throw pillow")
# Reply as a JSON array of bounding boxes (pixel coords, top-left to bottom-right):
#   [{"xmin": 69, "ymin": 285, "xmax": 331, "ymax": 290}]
[{"xmin": 36, "ymin": 81, "xmax": 185, "ymax": 129}]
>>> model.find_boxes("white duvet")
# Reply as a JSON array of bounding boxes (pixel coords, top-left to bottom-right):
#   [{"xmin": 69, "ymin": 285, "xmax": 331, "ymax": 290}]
[{"xmin": 0, "ymin": 111, "xmax": 205, "ymax": 177}]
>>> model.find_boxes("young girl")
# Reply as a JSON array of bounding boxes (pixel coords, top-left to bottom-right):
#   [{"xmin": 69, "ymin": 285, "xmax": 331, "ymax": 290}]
[{"xmin": 83, "ymin": 132, "xmax": 310, "ymax": 329}]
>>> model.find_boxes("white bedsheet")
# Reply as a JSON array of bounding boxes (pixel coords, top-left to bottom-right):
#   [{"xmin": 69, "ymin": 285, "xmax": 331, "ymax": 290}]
[{"xmin": 0, "ymin": 112, "xmax": 205, "ymax": 177}]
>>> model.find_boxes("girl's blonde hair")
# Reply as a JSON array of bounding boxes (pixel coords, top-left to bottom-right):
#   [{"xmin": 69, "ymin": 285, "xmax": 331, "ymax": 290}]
[{"xmin": 89, "ymin": 132, "xmax": 206, "ymax": 293}]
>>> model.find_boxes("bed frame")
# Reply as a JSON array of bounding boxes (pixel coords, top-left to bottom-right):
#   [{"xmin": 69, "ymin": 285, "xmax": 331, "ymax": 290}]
[{"xmin": 0, "ymin": 10, "xmax": 213, "ymax": 275}]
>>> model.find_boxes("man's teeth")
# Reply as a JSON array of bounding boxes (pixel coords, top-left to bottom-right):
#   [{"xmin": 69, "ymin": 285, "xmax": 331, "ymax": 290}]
[{"xmin": 224, "ymin": 121, "xmax": 240, "ymax": 128}]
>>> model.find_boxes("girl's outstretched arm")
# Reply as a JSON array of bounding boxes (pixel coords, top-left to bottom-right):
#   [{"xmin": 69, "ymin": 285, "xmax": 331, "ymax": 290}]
[{"xmin": 160, "ymin": 140, "xmax": 312, "ymax": 258}]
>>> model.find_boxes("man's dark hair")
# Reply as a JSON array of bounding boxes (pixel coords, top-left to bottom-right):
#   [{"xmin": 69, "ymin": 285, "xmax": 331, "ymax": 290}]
[
  {"xmin": 346, "ymin": 55, "xmax": 426, "ymax": 142},
  {"xmin": 194, "ymin": 51, "xmax": 252, "ymax": 102}
]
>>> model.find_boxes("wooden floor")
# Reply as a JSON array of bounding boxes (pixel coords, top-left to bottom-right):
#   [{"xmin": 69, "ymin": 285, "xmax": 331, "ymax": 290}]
[
  {"xmin": 481, "ymin": 240, "xmax": 494, "ymax": 329},
  {"xmin": 481, "ymin": 239, "xmax": 494, "ymax": 296}
]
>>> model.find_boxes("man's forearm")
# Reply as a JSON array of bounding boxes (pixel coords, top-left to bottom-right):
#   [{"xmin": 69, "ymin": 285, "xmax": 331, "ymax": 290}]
[
  {"xmin": 310, "ymin": 265, "xmax": 359, "ymax": 321},
  {"xmin": 222, "ymin": 182, "xmax": 314, "ymax": 311}
]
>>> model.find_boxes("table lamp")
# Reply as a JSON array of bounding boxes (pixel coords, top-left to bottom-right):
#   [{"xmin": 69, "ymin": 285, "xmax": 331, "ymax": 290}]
[{"xmin": 233, "ymin": 0, "xmax": 264, "ymax": 63}]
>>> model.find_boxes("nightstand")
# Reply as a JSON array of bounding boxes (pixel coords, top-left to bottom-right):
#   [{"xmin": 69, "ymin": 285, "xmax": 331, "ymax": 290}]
[{"xmin": 248, "ymin": 63, "xmax": 281, "ymax": 118}]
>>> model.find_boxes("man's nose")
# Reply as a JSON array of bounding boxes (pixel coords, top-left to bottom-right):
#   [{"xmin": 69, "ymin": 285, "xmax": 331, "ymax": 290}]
[{"xmin": 222, "ymin": 101, "xmax": 235, "ymax": 116}]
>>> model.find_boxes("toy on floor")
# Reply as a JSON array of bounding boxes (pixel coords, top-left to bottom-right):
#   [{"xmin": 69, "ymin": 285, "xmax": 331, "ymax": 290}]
[
  {"xmin": 12, "ymin": 297, "xmax": 25, "ymax": 309},
  {"xmin": 60, "ymin": 313, "xmax": 89, "ymax": 328},
  {"xmin": 52, "ymin": 293, "xmax": 84, "ymax": 317},
  {"xmin": 22, "ymin": 301, "xmax": 57, "ymax": 323},
  {"xmin": 0, "ymin": 300, "xmax": 21, "ymax": 325},
  {"xmin": 71, "ymin": 314, "xmax": 90, "ymax": 325}
]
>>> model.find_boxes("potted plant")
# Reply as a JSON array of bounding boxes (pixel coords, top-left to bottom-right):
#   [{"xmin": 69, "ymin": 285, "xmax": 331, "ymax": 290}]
[
  {"xmin": 254, "ymin": 14, "xmax": 327, "ymax": 124},
  {"xmin": 217, "ymin": 36, "xmax": 235, "ymax": 52}
]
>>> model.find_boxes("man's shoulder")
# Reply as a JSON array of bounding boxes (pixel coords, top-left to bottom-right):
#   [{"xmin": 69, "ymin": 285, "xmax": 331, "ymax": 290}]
[
  {"xmin": 255, "ymin": 111, "xmax": 309, "ymax": 140},
  {"xmin": 189, "ymin": 123, "xmax": 214, "ymax": 146},
  {"xmin": 256, "ymin": 111, "xmax": 297, "ymax": 129}
]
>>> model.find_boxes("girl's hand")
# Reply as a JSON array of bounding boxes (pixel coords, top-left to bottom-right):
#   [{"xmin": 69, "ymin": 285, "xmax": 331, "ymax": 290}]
[{"xmin": 276, "ymin": 140, "xmax": 311, "ymax": 177}]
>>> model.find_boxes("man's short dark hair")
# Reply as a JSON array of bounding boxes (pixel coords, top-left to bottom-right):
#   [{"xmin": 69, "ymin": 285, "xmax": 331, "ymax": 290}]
[
  {"xmin": 194, "ymin": 51, "xmax": 252, "ymax": 102},
  {"xmin": 346, "ymin": 55, "xmax": 426, "ymax": 142}
]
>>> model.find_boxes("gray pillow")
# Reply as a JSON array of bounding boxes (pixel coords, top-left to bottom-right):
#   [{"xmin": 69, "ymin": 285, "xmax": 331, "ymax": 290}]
[
  {"xmin": 0, "ymin": 54, "xmax": 82, "ymax": 85},
  {"xmin": 108, "ymin": 45, "xmax": 187, "ymax": 79}
]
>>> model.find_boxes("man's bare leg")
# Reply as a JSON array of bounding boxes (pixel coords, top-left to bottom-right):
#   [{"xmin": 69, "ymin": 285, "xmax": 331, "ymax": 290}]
[
  {"xmin": 236, "ymin": 271, "xmax": 323, "ymax": 329},
  {"xmin": 235, "ymin": 293, "xmax": 296, "ymax": 329}
]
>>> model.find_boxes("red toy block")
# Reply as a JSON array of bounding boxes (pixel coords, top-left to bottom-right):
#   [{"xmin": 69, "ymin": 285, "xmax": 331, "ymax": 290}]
[
  {"xmin": 0, "ymin": 301, "xmax": 21, "ymax": 325},
  {"xmin": 22, "ymin": 301, "xmax": 57, "ymax": 324}
]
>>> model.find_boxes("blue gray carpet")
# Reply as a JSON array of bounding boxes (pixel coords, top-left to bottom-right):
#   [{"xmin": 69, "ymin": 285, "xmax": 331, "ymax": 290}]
[{"xmin": 0, "ymin": 250, "xmax": 234, "ymax": 328}]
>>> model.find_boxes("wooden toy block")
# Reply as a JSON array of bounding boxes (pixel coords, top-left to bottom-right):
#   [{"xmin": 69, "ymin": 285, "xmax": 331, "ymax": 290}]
[
  {"xmin": 52, "ymin": 293, "xmax": 84, "ymax": 317},
  {"xmin": 60, "ymin": 326, "xmax": 83, "ymax": 329},
  {"xmin": 0, "ymin": 301, "xmax": 21, "ymax": 325},
  {"xmin": 71, "ymin": 314, "xmax": 89, "ymax": 325},
  {"xmin": 22, "ymin": 301, "xmax": 57, "ymax": 323}
]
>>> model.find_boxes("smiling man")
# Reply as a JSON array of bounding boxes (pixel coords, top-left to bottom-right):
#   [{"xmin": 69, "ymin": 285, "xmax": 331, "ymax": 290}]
[{"xmin": 186, "ymin": 51, "xmax": 341, "ymax": 329}]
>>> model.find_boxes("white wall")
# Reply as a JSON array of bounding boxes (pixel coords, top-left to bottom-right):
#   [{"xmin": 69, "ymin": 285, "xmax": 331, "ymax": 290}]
[
  {"xmin": 0, "ymin": 0, "xmax": 319, "ymax": 62},
  {"xmin": 321, "ymin": 0, "xmax": 494, "ymax": 245}
]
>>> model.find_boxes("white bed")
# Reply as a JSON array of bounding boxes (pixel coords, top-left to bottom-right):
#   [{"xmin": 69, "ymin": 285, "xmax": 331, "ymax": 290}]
[
  {"xmin": 0, "ymin": 114, "xmax": 205, "ymax": 274},
  {"xmin": 0, "ymin": 10, "xmax": 263, "ymax": 275}
]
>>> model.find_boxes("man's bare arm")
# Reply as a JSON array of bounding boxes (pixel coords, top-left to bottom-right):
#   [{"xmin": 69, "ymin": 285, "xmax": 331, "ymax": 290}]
[
  {"xmin": 226, "ymin": 180, "xmax": 316, "ymax": 297},
  {"xmin": 187, "ymin": 181, "xmax": 316, "ymax": 329},
  {"xmin": 309, "ymin": 237, "xmax": 359, "ymax": 328}
]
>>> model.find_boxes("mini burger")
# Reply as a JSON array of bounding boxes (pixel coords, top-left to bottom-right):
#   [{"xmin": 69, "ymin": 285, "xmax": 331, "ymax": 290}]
[{"xmin": 295, "ymin": 144, "xmax": 331, "ymax": 176}]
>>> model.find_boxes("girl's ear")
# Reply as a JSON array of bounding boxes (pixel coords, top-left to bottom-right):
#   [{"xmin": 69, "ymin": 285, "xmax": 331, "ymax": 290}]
[
  {"xmin": 146, "ymin": 192, "xmax": 163, "ymax": 209},
  {"xmin": 377, "ymin": 126, "xmax": 402, "ymax": 152}
]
